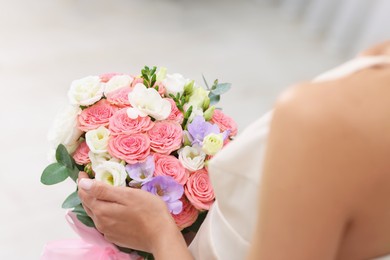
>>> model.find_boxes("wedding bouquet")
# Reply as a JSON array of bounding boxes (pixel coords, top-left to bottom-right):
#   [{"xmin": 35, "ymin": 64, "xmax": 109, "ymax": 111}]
[{"xmin": 41, "ymin": 66, "xmax": 237, "ymax": 259}]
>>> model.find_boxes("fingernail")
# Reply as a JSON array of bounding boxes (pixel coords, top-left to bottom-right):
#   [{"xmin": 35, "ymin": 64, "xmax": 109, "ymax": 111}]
[{"xmin": 79, "ymin": 179, "xmax": 94, "ymax": 191}]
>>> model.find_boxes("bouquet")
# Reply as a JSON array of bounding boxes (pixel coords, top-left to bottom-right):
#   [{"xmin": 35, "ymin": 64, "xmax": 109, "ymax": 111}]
[{"xmin": 41, "ymin": 66, "xmax": 238, "ymax": 259}]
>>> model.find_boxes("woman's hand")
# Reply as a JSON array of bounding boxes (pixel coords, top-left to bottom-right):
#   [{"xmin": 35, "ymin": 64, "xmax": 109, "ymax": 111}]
[{"xmin": 77, "ymin": 172, "xmax": 193, "ymax": 259}]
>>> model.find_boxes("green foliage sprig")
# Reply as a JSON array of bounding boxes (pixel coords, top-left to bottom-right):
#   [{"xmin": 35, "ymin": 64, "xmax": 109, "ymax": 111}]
[
  {"xmin": 41, "ymin": 144, "xmax": 94, "ymax": 227},
  {"xmin": 202, "ymin": 75, "xmax": 231, "ymax": 106},
  {"xmin": 141, "ymin": 66, "xmax": 157, "ymax": 88}
]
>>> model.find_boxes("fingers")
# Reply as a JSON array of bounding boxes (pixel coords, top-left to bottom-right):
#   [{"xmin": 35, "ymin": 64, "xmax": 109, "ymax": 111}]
[
  {"xmin": 78, "ymin": 171, "xmax": 89, "ymax": 182},
  {"xmin": 78, "ymin": 179, "xmax": 125, "ymax": 203},
  {"xmin": 359, "ymin": 41, "xmax": 390, "ymax": 57}
]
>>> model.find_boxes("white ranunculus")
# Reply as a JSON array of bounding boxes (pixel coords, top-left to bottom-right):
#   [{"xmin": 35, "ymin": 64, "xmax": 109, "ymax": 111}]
[
  {"xmin": 104, "ymin": 75, "xmax": 133, "ymax": 94},
  {"xmin": 178, "ymin": 146, "xmax": 206, "ymax": 172},
  {"xmin": 202, "ymin": 133, "xmax": 224, "ymax": 156},
  {"xmin": 163, "ymin": 73, "xmax": 189, "ymax": 95},
  {"xmin": 94, "ymin": 161, "xmax": 127, "ymax": 186},
  {"xmin": 47, "ymin": 105, "xmax": 83, "ymax": 162},
  {"xmin": 127, "ymin": 83, "xmax": 171, "ymax": 121},
  {"xmin": 89, "ymin": 151, "xmax": 120, "ymax": 171},
  {"xmin": 85, "ymin": 126, "xmax": 110, "ymax": 154},
  {"xmin": 68, "ymin": 76, "xmax": 104, "ymax": 106}
]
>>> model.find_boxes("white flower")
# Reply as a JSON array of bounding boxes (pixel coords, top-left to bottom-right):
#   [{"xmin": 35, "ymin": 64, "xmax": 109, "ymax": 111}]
[
  {"xmin": 163, "ymin": 73, "xmax": 190, "ymax": 95},
  {"xmin": 187, "ymin": 106, "xmax": 204, "ymax": 123},
  {"xmin": 94, "ymin": 161, "xmax": 127, "ymax": 186},
  {"xmin": 202, "ymin": 133, "xmax": 224, "ymax": 156},
  {"xmin": 127, "ymin": 83, "xmax": 171, "ymax": 120},
  {"xmin": 188, "ymin": 86, "xmax": 210, "ymax": 110},
  {"xmin": 104, "ymin": 75, "xmax": 133, "ymax": 94},
  {"xmin": 178, "ymin": 146, "xmax": 206, "ymax": 172},
  {"xmin": 89, "ymin": 151, "xmax": 120, "ymax": 171},
  {"xmin": 68, "ymin": 76, "xmax": 104, "ymax": 106},
  {"xmin": 85, "ymin": 126, "xmax": 110, "ymax": 154},
  {"xmin": 47, "ymin": 105, "xmax": 83, "ymax": 162}
]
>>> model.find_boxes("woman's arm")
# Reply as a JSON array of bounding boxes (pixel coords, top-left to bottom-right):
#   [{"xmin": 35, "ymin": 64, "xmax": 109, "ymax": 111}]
[{"xmin": 78, "ymin": 173, "xmax": 193, "ymax": 259}]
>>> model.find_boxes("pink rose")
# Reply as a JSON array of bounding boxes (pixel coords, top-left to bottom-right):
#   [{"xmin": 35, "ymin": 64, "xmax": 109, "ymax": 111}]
[
  {"xmin": 109, "ymin": 108, "xmax": 154, "ymax": 136},
  {"xmin": 108, "ymin": 133, "xmax": 150, "ymax": 164},
  {"xmin": 185, "ymin": 168, "xmax": 215, "ymax": 210},
  {"xmin": 172, "ymin": 197, "xmax": 199, "ymax": 230},
  {"xmin": 166, "ymin": 98, "xmax": 184, "ymax": 124},
  {"xmin": 106, "ymin": 87, "xmax": 132, "ymax": 108},
  {"xmin": 210, "ymin": 109, "xmax": 238, "ymax": 137},
  {"xmin": 72, "ymin": 141, "xmax": 90, "ymax": 165},
  {"xmin": 131, "ymin": 77, "xmax": 144, "ymax": 88},
  {"xmin": 100, "ymin": 73, "xmax": 121, "ymax": 83},
  {"xmin": 147, "ymin": 121, "xmax": 183, "ymax": 155},
  {"xmin": 153, "ymin": 153, "xmax": 189, "ymax": 185},
  {"xmin": 78, "ymin": 100, "xmax": 118, "ymax": 132}
]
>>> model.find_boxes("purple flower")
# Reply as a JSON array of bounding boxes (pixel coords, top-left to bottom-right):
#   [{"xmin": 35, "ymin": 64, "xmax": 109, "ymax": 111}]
[
  {"xmin": 187, "ymin": 116, "xmax": 220, "ymax": 146},
  {"xmin": 126, "ymin": 155, "xmax": 155, "ymax": 187},
  {"xmin": 142, "ymin": 176, "xmax": 184, "ymax": 214}
]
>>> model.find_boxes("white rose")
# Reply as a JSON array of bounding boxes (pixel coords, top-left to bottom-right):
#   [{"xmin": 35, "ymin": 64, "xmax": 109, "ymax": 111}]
[
  {"xmin": 89, "ymin": 151, "xmax": 120, "ymax": 171},
  {"xmin": 163, "ymin": 73, "xmax": 189, "ymax": 95},
  {"xmin": 202, "ymin": 133, "xmax": 224, "ymax": 156},
  {"xmin": 104, "ymin": 75, "xmax": 133, "ymax": 94},
  {"xmin": 68, "ymin": 76, "xmax": 104, "ymax": 106},
  {"xmin": 127, "ymin": 83, "xmax": 171, "ymax": 121},
  {"xmin": 47, "ymin": 105, "xmax": 83, "ymax": 162},
  {"xmin": 85, "ymin": 126, "xmax": 110, "ymax": 154},
  {"xmin": 178, "ymin": 146, "xmax": 206, "ymax": 172},
  {"xmin": 94, "ymin": 161, "xmax": 127, "ymax": 186}
]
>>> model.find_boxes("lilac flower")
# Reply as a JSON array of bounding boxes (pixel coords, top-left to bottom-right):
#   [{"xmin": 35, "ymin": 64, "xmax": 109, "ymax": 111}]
[
  {"xmin": 187, "ymin": 116, "xmax": 220, "ymax": 146},
  {"xmin": 126, "ymin": 155, "xmax": 155, "ymax": 187},
  {"xmin": 142, "ymin": 176, "xmax": 184, "ymax": 214}
]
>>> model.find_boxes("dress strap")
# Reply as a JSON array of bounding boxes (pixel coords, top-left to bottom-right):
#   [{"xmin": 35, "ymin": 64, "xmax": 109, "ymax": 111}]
[{"xmin": 314, "ymin": 55, "xmax": 390, "ymax": 83}]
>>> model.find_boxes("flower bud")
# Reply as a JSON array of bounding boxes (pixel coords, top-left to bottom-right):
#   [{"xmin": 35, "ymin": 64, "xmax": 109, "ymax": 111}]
[
  {"xmin": 184, "ymin": 80, "xmax": 194, "ymax": 96},
  {"xmin": 203, "ymin": 106, "xmax": 215, "ymax": 121}
]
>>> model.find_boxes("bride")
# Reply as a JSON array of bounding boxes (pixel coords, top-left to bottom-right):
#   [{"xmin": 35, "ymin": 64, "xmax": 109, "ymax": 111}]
[{"xmin": 78, "ymin": 41, "xmax": 390, "ymax": 259}]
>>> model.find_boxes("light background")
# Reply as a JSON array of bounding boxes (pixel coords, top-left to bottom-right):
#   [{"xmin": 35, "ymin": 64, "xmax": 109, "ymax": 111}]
[{"xmin": 1, "ymin": 0, "xmax": 382, "ymax": 258}]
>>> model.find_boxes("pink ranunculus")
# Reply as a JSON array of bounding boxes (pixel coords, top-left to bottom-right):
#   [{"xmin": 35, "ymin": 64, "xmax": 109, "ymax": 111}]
[
  {"xmin": 166, "ymin": 98, "xmax": 184, "ymax": 124},
  {"xmin": 172, "ymin": 196, "xmax": 199, "ymax": 230},
  {"xmin": 99, "ymin": 73, "xmax": 121, "ymax": 83},
  {"xmin": 108, "ymin": 133, "xmax": 150, "ymax": 164},
  {"xmin": 78, "ymin": 100, "xmax": 118, "ymax": 132},
  {"xmin": 106, "ymin": 87, "xmax": 132, "ymax": 108},
  {"xmin": 109, "ymin": 108, "xmax": 154, "ymax": 136},
  {"xmin": 185, "ymin": 168, "xmax": 215, "ymax": 211},
  {"xmin": 210, "ymin": 109, "xmax": 238, "ymax": 137},
  {"xmin": 147, "ymin": 121, "xmax": 183, "ymax": 155},
  {"xmin": 72, "ymin": 141, "xmax": 90, "ymax": 165},
  {"xmin": 153, "ymin": 153, "xmax": 189, "ymax": 185}
]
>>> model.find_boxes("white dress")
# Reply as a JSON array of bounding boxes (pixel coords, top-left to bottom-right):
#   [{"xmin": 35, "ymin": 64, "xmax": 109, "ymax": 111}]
[{"xmin": 188, "ymin": 56, "xmax": 390, "ymax": 260}]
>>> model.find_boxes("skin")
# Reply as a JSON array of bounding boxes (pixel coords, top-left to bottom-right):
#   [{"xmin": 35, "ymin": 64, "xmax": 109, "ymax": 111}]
[{"xmin": 79, "ymin": 42, "xmax": 390, "ymax": 259}]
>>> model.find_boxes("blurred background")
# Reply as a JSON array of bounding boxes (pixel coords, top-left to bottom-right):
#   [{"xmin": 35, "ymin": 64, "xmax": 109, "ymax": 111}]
[{"xmin": 1, "ymin": 0, "xmax": 389, "ymax": 258}]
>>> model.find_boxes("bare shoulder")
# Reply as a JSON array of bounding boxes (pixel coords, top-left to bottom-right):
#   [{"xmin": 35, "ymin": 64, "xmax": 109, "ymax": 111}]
[{"xmin": 270, "ymin": 66, "xmax": 390, "ymax": 197}]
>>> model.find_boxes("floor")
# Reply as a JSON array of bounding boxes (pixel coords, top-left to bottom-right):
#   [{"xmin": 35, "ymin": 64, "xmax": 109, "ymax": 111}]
[{"xmin": 0, "ymin": 0, "xmax": 343, "ymax": 258}]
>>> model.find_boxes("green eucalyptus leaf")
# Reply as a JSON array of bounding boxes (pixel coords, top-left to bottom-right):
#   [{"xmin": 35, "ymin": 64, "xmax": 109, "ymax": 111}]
[
  {"xmin": 56, "ymin": 144, "xmax": 73, "ymax": 169},
  {"xmin": 77, "ymin": 214, "xmax": 95, "ymax": 228},
  {"xmin": 68, "ymin": 167, "xmax": 79, "ymax": 183},
  {"xmin": 62, "ymin": 191, "xmax": 81, "ymax": 209},
  {"xmin": 209, "ymin": 93, "xmax": 220, "ymax": 106},
  {"xmin": 72, "ymin": 204, "xmax": 87, "ymax": 215},
  {"xmin": 211, "ymin": 83, "xmax": 231, "ymax": 95},
  {"xmin": 41, "ymin": 163, "xmax": 69, "ymax": 185}
]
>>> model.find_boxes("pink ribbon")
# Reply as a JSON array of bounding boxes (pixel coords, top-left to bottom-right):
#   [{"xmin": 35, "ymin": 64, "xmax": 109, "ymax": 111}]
[{"xmin": 41, "ymin": 212, "xmax": 139, "ymax": 260}]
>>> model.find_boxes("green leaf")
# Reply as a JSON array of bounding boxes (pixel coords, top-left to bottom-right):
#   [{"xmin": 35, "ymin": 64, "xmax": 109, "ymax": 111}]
[
  {"xmin": 62, "ymin": 191, "xmax": 81, "ymax": 209},
  {"xmin": 209, "ymin": 93, "xmax": 220, "ymax": 106},
  {"xmin": 41, "ymin": 163, "xmax": 69, "ymax": 185},
  {"xmin": 72, "ymin": 204, "xmax": 87, "ymax": 215},
  {"xmin": 77, "ymin": 214, "xmax": 95, "ymax": 227},
  {"xmin": 68, "ymin": 167, "xmax": 79, "ymax": 183},
  {"xmin": 55, "ymin": 144, "xmax": 73, "ymax": 169},
  {"xmin": 211, "ymin": 83, "xmax": 231, "ymax": 95}
]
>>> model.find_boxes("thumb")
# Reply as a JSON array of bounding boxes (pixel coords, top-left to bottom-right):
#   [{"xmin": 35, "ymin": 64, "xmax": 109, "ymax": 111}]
[{"xmin": 78, "ymin": 178, "xmax": 123, "ymax": 203}]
